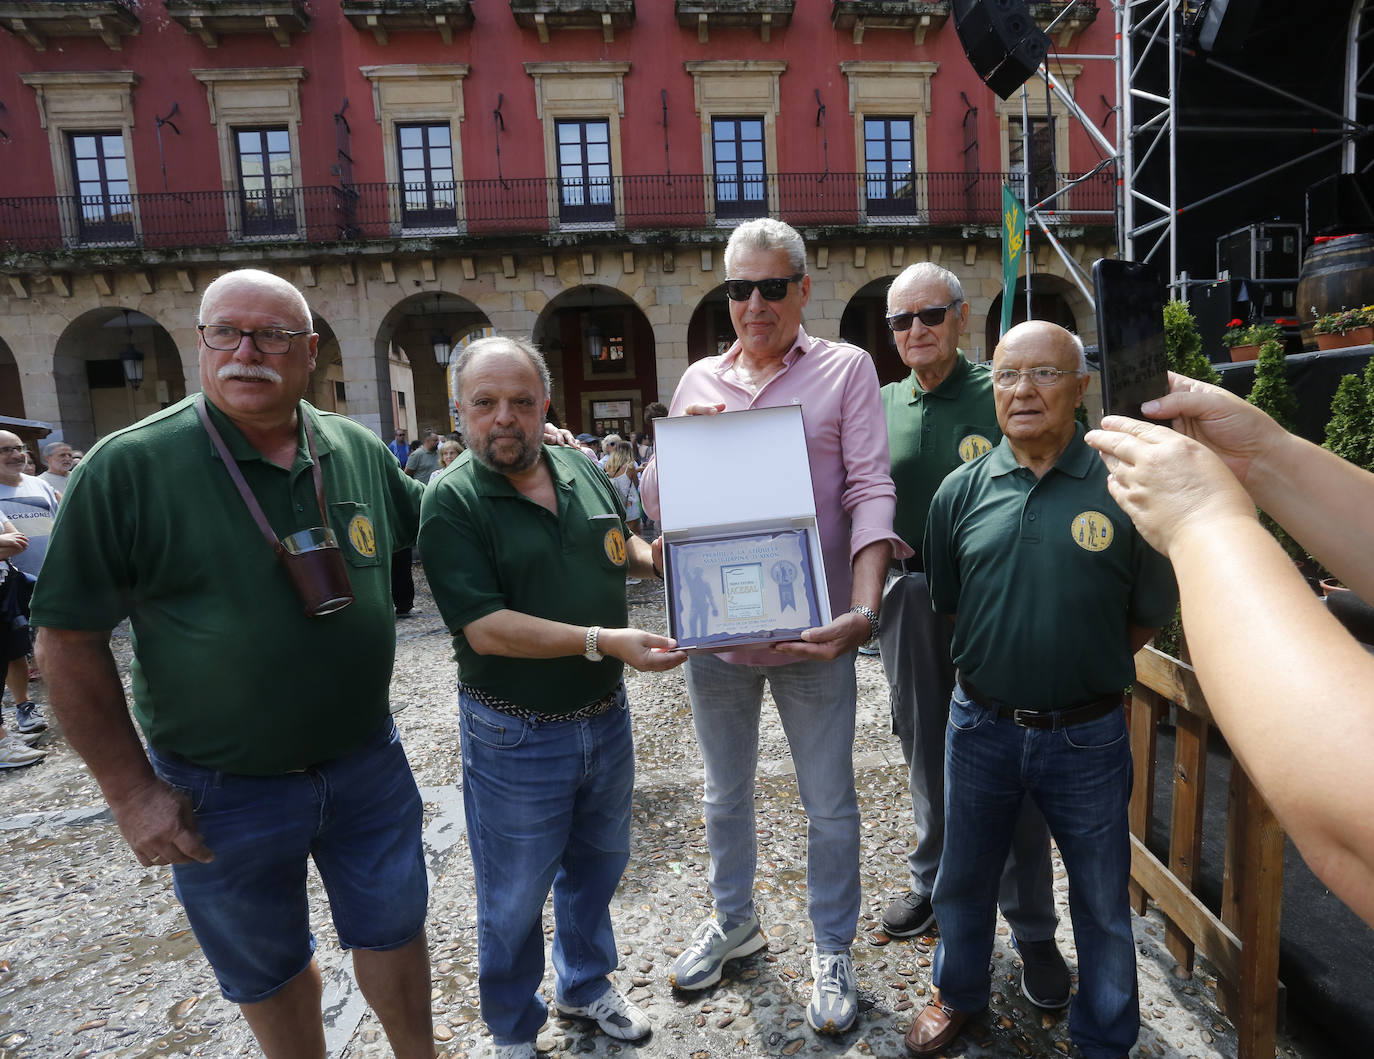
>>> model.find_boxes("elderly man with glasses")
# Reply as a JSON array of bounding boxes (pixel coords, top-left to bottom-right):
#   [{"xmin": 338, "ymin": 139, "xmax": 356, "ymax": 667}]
[
  {"xmin": 904, "ymin": 320, "xmax": 1176, "ymax": 1059},
  {"xmin": 876, "ymin": 263, "xmax": 1066, "ymax": 1010},
  {"xmin": 31, "ymin": 268, "xmax": 434, "ymax": 1058},
  {"xmin": 639, "ymin": 217, "xmax": 908, "ymax": 1036}
]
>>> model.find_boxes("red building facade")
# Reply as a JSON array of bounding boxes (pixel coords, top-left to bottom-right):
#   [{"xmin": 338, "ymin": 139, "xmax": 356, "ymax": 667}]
[{"xmin": 0, "ymin": 0, "xmax": 1116, "ymax": 446}]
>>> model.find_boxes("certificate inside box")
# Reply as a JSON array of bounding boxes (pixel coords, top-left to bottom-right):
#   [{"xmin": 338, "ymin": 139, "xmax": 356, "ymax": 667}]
[
  {"xmin": 654, "ymin": 405, "xmax": 831, "ymax": 650},
  {"xmin": 665, "ymin": 528, "xmax": 824, "ymax": 649}
]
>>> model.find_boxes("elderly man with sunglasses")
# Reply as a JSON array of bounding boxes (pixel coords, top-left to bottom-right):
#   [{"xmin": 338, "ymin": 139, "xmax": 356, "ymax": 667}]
[
  {"xmin": 31, "ymin": 268, "xmax": 434, "ymax": 1059},
  {"xmin": 905, "ymin": 321, "xmax": 1175, "ymax": 1059},
  {"xmin": 640, "ymin": 218, "xmax": 908, "ymax": 1036},
  {"xmin": 876, "ymin": 263, "xmax": 1066, "ymax": 1008}
]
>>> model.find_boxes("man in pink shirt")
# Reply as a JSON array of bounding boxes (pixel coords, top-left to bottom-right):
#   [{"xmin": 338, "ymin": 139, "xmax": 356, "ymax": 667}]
[{"xmin": 640, "ymin": 218, "xmax": 909, "ymax": 1036}]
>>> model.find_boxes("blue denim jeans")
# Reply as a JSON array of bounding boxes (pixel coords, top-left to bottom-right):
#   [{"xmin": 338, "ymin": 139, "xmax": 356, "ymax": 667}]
[
  {"xmin": 931, "ymin": 685, "xmax": 1137, "ymax": 1059},
  {"xmin": 683, "ymin": 652, "xmax": 860, "ymax": 952},
  {"xmin": 460, "ymin": 686, "xmax": 634, "ymax": 1046},
  {"xmin": 148, "ymin": 720, "xmax": 427, "ymax": 1003}
]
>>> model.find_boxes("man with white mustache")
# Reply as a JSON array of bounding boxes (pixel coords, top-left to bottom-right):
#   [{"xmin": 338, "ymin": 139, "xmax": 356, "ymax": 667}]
[{"xmin": 31, "ymin": 268, "xmax": 434, "ymax": 1058}]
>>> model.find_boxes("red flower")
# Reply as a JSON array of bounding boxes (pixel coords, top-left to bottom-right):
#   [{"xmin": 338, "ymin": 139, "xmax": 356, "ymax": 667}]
[{"xmin": 1226, "ymin": 318, "xmax": 1243, "ymax": 328}]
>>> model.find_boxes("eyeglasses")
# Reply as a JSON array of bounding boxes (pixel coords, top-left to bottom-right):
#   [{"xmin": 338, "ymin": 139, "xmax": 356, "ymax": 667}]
[
  {"xmin": 991, "ymin": 366, "xmax": 1083, "ymax": 390},
  {"xmin": 886, "ymin": 301, "xmax": 961, "ymax": 332},
  {"xmin": 724, "ymin": 274, "xmax": 805, "ymax": 302},
  {"xmin": 198, "ymin": 324, "xmax": 310, "ymax": 355},
  {"xmin": 0, "ymin": 445, "xmax": 25, "ymax": 455}
]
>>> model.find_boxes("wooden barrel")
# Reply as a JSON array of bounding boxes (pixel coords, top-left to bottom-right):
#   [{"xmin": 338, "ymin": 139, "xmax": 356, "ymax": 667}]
[{"xmin": 1296, "ymin": 233, "xmax": 1374, "ymax": 349}]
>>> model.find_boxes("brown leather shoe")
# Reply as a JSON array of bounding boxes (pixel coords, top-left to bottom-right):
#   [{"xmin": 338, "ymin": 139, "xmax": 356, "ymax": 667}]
[{"xmin": 904, "ymin": 994, "xmax": 974, "ymax": 1056}]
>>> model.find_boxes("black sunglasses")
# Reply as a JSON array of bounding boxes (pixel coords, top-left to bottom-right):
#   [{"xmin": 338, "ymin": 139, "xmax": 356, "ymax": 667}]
[
  {"xmin": 886, "ymin": 301, "xmax": 961, "ymax": 332},
  {"xmin": 724, "ymin": 274, "xmax": 805, "ymax": 302}
]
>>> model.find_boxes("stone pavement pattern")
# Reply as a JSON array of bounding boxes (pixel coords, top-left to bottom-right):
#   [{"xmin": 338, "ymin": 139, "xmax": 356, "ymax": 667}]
[{"xmin": 0, "ymin": 574, "xmax": 1326, "ymax": 1058}]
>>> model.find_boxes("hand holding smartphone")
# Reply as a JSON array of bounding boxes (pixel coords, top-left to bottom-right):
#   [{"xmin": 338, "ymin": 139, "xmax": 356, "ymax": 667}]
[{"xmin": 1092, "ymin": 258, "xmax": 1170, "ymax": 421}]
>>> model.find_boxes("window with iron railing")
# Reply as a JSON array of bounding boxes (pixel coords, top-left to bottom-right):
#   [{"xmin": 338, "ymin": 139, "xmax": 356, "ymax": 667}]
[
  {"xmin": 398, "ymin": 122, "xmax": 457, "ymax": 230},
  {"xmin": 863, "ymin": 117, "xmax": 917, "ymax": 218},
  {"xmin": 69, "ymin": 132, "xmax": 134, "ymax": 245},
  {"xmin": 556, "ymin": 119, "xmax": 614, "ymax": 225},
  {"xmin": 235, "ymin": 126, "xmax": 296, "ymax": 237},
  {"xmin": 712, "ymin": 116, "xmax": 767, "ymax": 220}
]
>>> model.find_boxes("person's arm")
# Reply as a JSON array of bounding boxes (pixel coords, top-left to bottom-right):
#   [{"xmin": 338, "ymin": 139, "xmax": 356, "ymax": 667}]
[
  {"xmin": 1136, "ymin": 373, "xmax": 1374, "ymax": 600},
  {"xmin": 463, "ymin": 609, "xmax": 685, "ymax": 673},
  {"xmin": 1087, "ymin": 417, "xmax": 1374, "ymax": 925},
  {"xmin": 771, "ymin": 538, "xmax": 890, "ymax": 660},
  {"xmin": 0, "ymin": 517, "xmax": 27, "ymax": 559},
  {"xmin": 35, "ymin": 628, "xmax": 213, "ymax": 867}
]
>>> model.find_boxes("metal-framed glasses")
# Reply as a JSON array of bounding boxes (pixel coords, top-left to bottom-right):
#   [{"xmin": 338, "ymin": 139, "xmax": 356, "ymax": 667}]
[
  {"xmin": 886, "ymin": 301, "xmax": 961, "ymax": 331},
  {"xmin": 724, "ymin": 274, "xmax": 805, "ymax": 302},
  {"xmin": 991, "ymin": 366, "xmax": 1083, "ymax": 390},
  {"xmin": 0, "ymin": 445, "xmax": 25, "ymax": 455},
  {"xmin": 198, "ymin": 323, "xmax": 310, "ymax": 355}
]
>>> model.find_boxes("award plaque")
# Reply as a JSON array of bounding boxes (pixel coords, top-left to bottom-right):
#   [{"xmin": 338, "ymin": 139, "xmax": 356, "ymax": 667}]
[
  {"xmin": 665, "ymin": 528, "xmax": 823, "ymax": 649},
  {"xmin": 654, "ymin": 405, "xmax": 832, "ymax": 651}
]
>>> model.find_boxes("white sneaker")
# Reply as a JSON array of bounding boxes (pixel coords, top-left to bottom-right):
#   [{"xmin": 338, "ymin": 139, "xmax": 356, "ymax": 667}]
[
  {"xmin": 807, "ymin": 950, "xmax": 858, "ymax": 1034},
  {"xmin": 555, "ymin": 983, "xmax": 651, "ymax": 1041},
  {"xmin": 487, "ymin": 1042, "xmax": 535, "ymax": 1059},
  {"xmin": 0, "ymin": 733, "xmax": 46, "ymax": 768}
]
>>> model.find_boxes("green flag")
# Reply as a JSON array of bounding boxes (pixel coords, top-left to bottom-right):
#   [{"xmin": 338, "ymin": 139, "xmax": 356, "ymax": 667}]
[{"xmin": 1001, "ymin": 184, "xmax": 1026, "ymax": 337}]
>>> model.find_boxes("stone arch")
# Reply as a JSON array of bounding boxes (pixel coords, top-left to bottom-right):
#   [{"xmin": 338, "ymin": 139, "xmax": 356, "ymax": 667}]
[
  {"xmin": 685, "ymin": 284, "xmax": 733, "ymax": 365},
  {"xmin": 984, "ymin": 272, "xmax": 1095, "ymax": 354},
  {"xmin": 839, "ymin": 275, "xmax": 909, "ymax": 386},
  {"xmin": 0, "ymin": 335, "xmax": 22, "ymax": 419},
  {"xmin": 533, "ymin": 284, "xmax": 657, "ymax": 436},
  {"xmin": 52, "ymin": 308, "xmax": 186, "ymax": 448},
  {"xmin": 374, "ymin": 292, "xmax": 491, "ymax": 439}
]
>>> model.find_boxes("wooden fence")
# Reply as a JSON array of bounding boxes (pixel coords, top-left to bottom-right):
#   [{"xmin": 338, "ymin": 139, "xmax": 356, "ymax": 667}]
[{"xmin": 1127, "ymin": 644, "xmax": 1286, "ymax": 1059}]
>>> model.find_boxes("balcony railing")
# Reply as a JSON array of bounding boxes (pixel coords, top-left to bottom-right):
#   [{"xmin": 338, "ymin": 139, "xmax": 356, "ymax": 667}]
[{"xmin": 0, "ymin": 171, "xmax": 1115, "ymax": 254}]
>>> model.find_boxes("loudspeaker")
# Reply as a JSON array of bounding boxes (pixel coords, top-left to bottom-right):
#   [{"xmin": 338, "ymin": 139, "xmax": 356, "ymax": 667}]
[
  {"xmin": 952, "ymin": 0, "xmax": 1050, "ymax": 100},
  {"xmin": 1196, "ymin": 0, "xmax": 1263, "ymax": 53}
]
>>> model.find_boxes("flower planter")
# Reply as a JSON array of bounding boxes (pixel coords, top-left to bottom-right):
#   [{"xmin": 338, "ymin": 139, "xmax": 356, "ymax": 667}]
[
  {"xmin": 1228, "ymin": 343, "xmax": 1261, "ymax": 362},
  {"xmin": 1315, "ymin": 325, "xmax": 1374, "ymax": 350}
]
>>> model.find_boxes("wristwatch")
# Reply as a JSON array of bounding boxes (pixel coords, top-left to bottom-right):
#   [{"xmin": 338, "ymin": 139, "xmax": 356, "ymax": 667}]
[
  {"xmin": 849, "ymin": 604, "xmax": 880, "ymax": 643},
  {"xmin": 584, "ymin": 625, "xmax": 603, "ymax": 662}
]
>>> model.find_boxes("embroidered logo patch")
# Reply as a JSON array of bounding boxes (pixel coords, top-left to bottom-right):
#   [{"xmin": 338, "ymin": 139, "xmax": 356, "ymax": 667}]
[
  {"xmin": 1071, "ymin": 511, "xmax": 1114, "ymax": 552},
  {"xmin": 603, "ymin": 526, "xmax": 627, "ymax": 566},
  {"xmin": 958, "ymin": 434, "xmax": 994, "ymax": 462},
  {"xmin": 348, "ymin": 513, "xmax": 377, "ymax": 558}
]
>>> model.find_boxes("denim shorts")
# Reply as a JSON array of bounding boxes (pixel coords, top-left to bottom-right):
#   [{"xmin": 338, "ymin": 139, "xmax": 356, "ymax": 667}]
[{"xmin": 148, "ymin": 719, "xmax": 428, "ymax": 1003}]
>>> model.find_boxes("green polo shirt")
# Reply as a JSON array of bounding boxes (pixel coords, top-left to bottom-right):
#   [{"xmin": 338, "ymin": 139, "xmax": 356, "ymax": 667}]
[
  {"xmin": 924, "ymin": 425, "xmax": 1177, "ymax": 710},
  {"xmin": 882, "ymin": 354, "xmax": 1001, "ymax": 554},
  {"xmin": 419, "ymin": 445, "xmax": 629, "ymax": 713},
  {"xmin": 30, "ymin": 395, "xmax": 423, "ymax": 774}
]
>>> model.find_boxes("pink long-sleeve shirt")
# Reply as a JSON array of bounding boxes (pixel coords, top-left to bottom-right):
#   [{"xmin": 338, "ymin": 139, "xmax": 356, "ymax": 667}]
[{"xmin": 641, "ymin": 326, "xmax": 913, "ymax": 666}]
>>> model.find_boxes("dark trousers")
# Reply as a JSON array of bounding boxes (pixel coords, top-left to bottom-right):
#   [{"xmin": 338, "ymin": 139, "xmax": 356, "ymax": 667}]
[{"xmin": 391, "ymin": 549, "xmax": 414, "ymax": 614}]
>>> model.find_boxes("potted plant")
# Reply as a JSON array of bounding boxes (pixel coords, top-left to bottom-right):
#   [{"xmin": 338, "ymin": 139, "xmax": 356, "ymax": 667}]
[
  {"xmin": 1319, "ymin": 360, "xmax": 1374, "ymax": 643},
  {"xmin": 1221, "ymin": 319, "xmax": 1282, "ymax": 362},
  {"xmin": 1311, "ymin": 304, "xmax": 1374, "ymax": 350}
]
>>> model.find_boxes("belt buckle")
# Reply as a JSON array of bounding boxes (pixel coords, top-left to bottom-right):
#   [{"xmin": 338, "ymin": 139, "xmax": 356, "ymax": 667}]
[{"xmin": 1011, "ymin": 708, "xmax": 1044, "ymax": 729}]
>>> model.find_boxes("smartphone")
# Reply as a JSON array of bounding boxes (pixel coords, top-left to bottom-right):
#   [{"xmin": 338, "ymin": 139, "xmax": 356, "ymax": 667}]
[{"xmin": 1092, "ymin": 258, "xmax": 1169, "ymax": 420}]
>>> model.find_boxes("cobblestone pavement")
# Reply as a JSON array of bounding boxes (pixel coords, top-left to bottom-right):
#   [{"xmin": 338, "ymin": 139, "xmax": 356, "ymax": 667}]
[{"xmin": 0, "ymin": 573, "xmax": 1328, "ymax": 1058}]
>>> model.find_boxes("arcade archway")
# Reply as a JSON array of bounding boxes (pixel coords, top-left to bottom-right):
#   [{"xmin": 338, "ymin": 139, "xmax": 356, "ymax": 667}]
[
  {"xmin": 533, "ymin": 285, "xmax": 657, "ymax": 436},
  {"xmin": 52, "ymin": 308, "xmax": 185, "ymax": 448},
  {"xmin": 375, "ymin": 293, "xmax": 490, "ymax": 438}
]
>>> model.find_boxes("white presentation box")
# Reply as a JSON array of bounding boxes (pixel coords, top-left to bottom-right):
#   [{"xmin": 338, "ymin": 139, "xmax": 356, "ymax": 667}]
[{"xmin": 654, "ymin": 405, "xmax": 831, "ymax": 650}]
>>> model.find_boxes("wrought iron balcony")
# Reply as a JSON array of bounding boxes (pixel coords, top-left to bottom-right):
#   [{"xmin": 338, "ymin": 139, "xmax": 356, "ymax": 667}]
[{"xmin": 0, "ymin": 171, "xmax": 1114, "ymax": 255}]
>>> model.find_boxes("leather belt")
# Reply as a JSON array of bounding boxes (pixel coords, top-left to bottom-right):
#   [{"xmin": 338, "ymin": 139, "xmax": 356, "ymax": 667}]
[
  {"xmin": 462, "ymin": 683, "xmax": 622, "ymax": 724},
  {"xmin": 891, "ymin": 557, "xmax": 924, "ymax": 575},
  {"xmin": 955, "ymin": 671, "xmax": 1122, "ymax": 731}
]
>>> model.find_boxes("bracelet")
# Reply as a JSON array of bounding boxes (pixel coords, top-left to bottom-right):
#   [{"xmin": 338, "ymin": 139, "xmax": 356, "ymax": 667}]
[{"xmin": 849, "ymin": 604, "xmax": 880, "ymax": 642}]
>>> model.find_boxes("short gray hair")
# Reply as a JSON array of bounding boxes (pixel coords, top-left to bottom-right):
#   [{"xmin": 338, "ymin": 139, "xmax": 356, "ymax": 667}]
[
  {"xmin": 199, "ymin": 268, "xmax": 313, "ymax": 330},
  {"xmin": 42, "ymin": 441, "xmax": 70, "ymax": 459},
  {"xmin": 723, "ymin": 218, "xmax": 807, "ymax": 277},
  {"xmin": 1066, "ymin": 330, "xmax": 1088, "ymax": 373},
  {"xmin": 888, "ymin": 262, "xmax": 965, "ymax": 309},
  {"xmin": 452, "ymin": 336, "xmax": 552, "ymax": 429}
]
